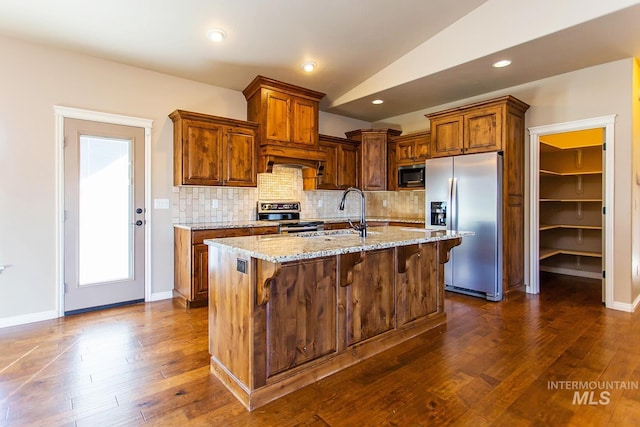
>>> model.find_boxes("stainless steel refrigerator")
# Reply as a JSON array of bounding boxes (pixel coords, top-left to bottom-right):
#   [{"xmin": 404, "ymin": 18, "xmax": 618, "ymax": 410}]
[{"xmin": 425, "ymin": 152, "xmax": 503, "ymax": 301}]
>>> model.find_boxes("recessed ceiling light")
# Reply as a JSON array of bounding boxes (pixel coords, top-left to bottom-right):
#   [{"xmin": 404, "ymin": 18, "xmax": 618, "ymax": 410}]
[
  {"xmin": 492, "ymin": 59, "xmax": 511, "ymax": 68},
  {"xmin": 207, "ymin": 28, "xmax": 226, "ymax": 42},
  {"xmin": 372, "ymin": 99, "xmax": 384, "ymax": 105},
  {"xmin": 301, "ymin": 61, "xmax": 317, "ymax": 72}
]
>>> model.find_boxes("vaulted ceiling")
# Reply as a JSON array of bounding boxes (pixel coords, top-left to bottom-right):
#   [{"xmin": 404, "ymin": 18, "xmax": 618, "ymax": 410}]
[{"xmin": 1, "ymin": 0, "xmax": 640, "ymax": 122}]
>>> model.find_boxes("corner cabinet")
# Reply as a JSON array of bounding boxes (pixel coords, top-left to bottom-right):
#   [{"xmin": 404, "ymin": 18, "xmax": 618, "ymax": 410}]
[
  {"xmin": 426, "ymin": 96, "xmax": 528, "ymax": 158},
  {"xmin": 345, "ymin": 128, "xmax": 401, "ymax": 191},
  {"xmin": 539, "ymin": 142, "xmax": 603, "ymax": 279},
  {"xmin": 170, "ymin": 110, "xmax": 259, "ymax": 187},
  {"xmin": 317, "ymin": 134, "xmax": 359, "ymax": 190}
]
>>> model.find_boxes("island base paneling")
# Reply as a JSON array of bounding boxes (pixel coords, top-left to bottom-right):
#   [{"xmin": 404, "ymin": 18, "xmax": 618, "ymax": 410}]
[{"xmin": 207, "ymin": 238, "xmax": 461, "ymax": 410}]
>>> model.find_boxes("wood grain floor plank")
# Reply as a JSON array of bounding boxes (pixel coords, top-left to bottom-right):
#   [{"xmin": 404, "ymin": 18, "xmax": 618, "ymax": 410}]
[{"xmin": 1, "ymin": 274, "xmax": 638, "ymax": 425}]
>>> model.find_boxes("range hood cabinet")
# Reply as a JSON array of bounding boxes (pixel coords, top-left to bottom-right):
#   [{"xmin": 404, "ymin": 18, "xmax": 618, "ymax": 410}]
[{"xmin": 259, "ymin": 143, "xmax": 326, "ymax": 190}]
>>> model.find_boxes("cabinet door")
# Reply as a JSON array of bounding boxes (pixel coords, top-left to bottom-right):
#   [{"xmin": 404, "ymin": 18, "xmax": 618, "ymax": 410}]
[
  {"xmin": 338, "ymin": 143, "xmax": 359, "ymax": 188},
  {"xmin": 396, "ymin": 140, "xmax": 416, "ymax": 163},
  {"xmin": 266, "ymin": 257, "xmax": 337, "ymax": 376},
  {"xmin": 343, "ymin": 248, "xmax": 395, "ymax": 346},
  {"xmin": 224, "ymin": 126, "xmax": 257, "ymax": 186},
  {"xmin": 182, "ymin": 120, "xmax": 223, "ymax": 185},
  {"xmin": 291, "ymin": 97, "xmax": 317, "ymax": 146},
  {"xmin": 397, "ymin": 243, "xmax": 438, "ymax": 325},
  {"xmin": 317, "ymin": 141, "xmax": 339, "ymax": 189},
  {"xmin": 265, "ymin": 90, "xmax": 291, "ymax": 143},
  {"xmin": 192, "ymin": 243, "xmax": 209, "ymax": 301},
  {"xmin": 415, "ymin": 136, "xmax": 431, "ymax": 160},
  {"xmin": 464, "ymin": 106, "xmax": 502, "ymax": 153},
  {"xmin": 361, "ymin": 134, "xmax": 387, "ymax": 190},
  {"xmin": 430, "ymin": 116, "xmax": 464, "ymax": 158},
  {"xmin": 387, "ymin": 142, "xmax": 397, "ymax": 191}
]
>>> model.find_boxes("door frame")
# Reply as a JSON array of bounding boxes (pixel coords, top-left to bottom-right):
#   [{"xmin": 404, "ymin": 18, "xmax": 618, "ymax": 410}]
[
  {"xmin": 54, "ymin": 106, "xmax": 153, "ymax": 317},
  {"xmin": 528, "ymin": 115, "xmax": 615, "ymax": 308}
]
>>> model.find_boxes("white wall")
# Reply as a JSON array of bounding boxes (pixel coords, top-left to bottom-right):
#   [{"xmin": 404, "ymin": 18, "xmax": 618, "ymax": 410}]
[
  {"xmin": 376, "ymin": 58, "xmax": 638, "ymax": 307},
  {"xmin": 0, "ymin": 35, "xmax": 369, "ymax": 326}
]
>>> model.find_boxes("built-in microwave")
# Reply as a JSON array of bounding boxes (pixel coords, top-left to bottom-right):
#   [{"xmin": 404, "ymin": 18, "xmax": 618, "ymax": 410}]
[{"xmin": 398, "ymin": 164, "xmax": 425, "ymax": 188}]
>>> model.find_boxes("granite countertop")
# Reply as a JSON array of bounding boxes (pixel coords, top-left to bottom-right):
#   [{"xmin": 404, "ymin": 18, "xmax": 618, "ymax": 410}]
[
  {"xmin": 174, "ymin": 217, "xmax": 425, "ymax": 231},
  {"xmin": 204, "ymin": 226, "xmax": 473, "ymax": 263},
  {"xmin": 174, "ymin": 220, "xmax": 275, "ymax": 231}
]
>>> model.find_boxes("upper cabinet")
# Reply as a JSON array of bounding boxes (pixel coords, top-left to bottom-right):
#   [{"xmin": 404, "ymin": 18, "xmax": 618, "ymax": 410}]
[
  {"xmin": 243, "ymin": 75, "xmax": 327, "ymax": 190},
  {"xmin": 243, "ymin": 75, "xmax": 325, "ymax": 148},
  {"xmin": 426, "ymin": 96, "xmax": 529, "ymax": 158},
  {"xmin": 346, "ymin": 129, "xmax": 401, "ymax": 191},
  {"xmin": 170, "ymin": 110, "xmax": 259, "ymax": 187},
  {"xmin": 317, "ymin": 134, "xmax": 359, "ymax": 190},
  {"xmin": 391, "ymin": 130, "xmax": 431, "ymax": 165}
]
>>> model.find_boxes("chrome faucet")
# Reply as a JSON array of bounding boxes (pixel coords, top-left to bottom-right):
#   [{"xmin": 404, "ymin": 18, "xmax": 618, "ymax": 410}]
[{"xmin": 338, "ymin": 187, "xmax": 367, "ymax": 237}]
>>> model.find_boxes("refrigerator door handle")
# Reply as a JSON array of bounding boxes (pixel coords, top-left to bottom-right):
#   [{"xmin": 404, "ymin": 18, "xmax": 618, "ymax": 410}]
[
  {"xmin": 451, "ymin": 177, "xmax": 458, "ymax": 230},
  {"xmin": 447, "ymin": 177, "xmax": 454, "ymax": 230}
]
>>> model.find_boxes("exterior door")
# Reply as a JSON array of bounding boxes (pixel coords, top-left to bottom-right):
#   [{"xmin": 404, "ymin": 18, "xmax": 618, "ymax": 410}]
[{"xmin": 64, "ymin": 118, "xmax": 145, "ymax": 313}]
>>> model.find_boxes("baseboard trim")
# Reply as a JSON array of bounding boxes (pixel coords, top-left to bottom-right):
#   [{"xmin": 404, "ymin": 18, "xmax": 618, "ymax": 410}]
[
  {"xmin": 150, "ymin": 291, "xmax": 173, "ymax": 302},
  {"xmin": 0, "ymin": 309, "xmax": 59, "ymax": 329},
  {"xmin": 609, "ymin": 293, "xmax": 640, "ymax": 313}
]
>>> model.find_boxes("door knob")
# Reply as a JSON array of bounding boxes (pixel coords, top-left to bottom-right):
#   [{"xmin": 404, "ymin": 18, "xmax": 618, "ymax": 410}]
[
  {"xmin": 136, "ymin": 208, "xmax": 143, "ymax": 214},
  {"xmin": 135, "ymin": 220, "xmax": 144, "ymax": 226}
]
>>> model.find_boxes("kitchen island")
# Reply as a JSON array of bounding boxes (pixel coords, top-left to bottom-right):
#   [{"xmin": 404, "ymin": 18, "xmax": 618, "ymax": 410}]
[{"xmin": 205, "ymin": 226, "xmax": 471, "ymax": 410}]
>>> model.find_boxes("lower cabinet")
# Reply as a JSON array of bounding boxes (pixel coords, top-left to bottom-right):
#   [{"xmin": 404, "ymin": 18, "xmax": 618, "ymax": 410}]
[
  {"xmin": 341, "ymin": 248, "xmax": 396, "ymax": 346},
  {"xmin": 174, "ymin": 226, "xmax": 278, "ymax": 307},
  {"xmin": 397, "ymin": 243, "xmax": 439, "ymax": 325},
  {"xmin": 265, "ymin": 257, "xmax": 338, "ymax": 377}
]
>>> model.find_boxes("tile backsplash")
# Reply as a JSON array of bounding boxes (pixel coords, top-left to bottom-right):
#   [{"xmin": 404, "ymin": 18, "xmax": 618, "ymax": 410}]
[{"xmin": 172, "ymin": 165, "xmax": 425, "ymax": 223}]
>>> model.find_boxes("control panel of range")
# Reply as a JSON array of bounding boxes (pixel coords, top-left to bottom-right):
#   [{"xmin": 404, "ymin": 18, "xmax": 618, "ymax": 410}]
[{"xmin": 257, "ymin": 201, "xmax": 301, "ymax": 213}]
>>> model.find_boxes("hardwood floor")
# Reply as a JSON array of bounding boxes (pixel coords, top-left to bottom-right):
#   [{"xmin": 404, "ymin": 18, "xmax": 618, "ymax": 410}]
[{"xmin": 1, "ymin": 274, "xmax": 638, "ymax": 426}]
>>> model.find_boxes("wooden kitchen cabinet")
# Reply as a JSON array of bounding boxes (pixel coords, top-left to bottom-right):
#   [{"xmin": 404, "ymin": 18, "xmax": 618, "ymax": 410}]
[
  {"xmin": 392, "ymin": 130, "xmax": 431, "ymax": 164},
  {"xmin": 207, "ymin": 236, "xmax": 461, "ymax": 409},
  {"xmin": 345, "ymin": 128, "xmax": 401, "ymax": 191},
  {"xmin": 317, "ymin": 134, "xmax": 359, "ymax": 190},
  {"xmin": 397, "ymin": 243, "xmax": 439, "ymax": 325},
  {"xmin": 426, "ymin": 96, "xmax": 527, "ymax": 158},
  {"xmin": 261, "ymin": 257, "xmax": 338, "ymax": 377},
  {"xmin": 174, "ymin": 226, "xmax": 278, "ymax": 307},
  {"xmin": 340, "ymin": 248, "xmax": 396, "ymax": 346},
  {"xmin": 170, "ymin": 110, "xmax": 259, "ymax": 187},
  {"xmin": 243, "ymin": 75, "xmax": 325, "ymax": 148},
  {"xmin": 389, "ymin": 130, "xmax": 430, "ymax": 191}
]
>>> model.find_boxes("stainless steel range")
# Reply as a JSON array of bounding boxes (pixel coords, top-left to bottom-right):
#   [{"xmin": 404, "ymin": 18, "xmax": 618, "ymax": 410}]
[{"xmin": 257, "ymin": 201, "xmax": 324, "ymax": 234}]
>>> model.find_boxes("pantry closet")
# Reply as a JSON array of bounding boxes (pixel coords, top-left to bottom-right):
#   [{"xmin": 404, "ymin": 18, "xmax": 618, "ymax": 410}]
[
  {"xmin": 538, "ymin": 129, "xmax": 603, "ymax": 281},
  {"xmin": 529, "ymin": 116, "xmax": 615, "ymax": 305}
]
